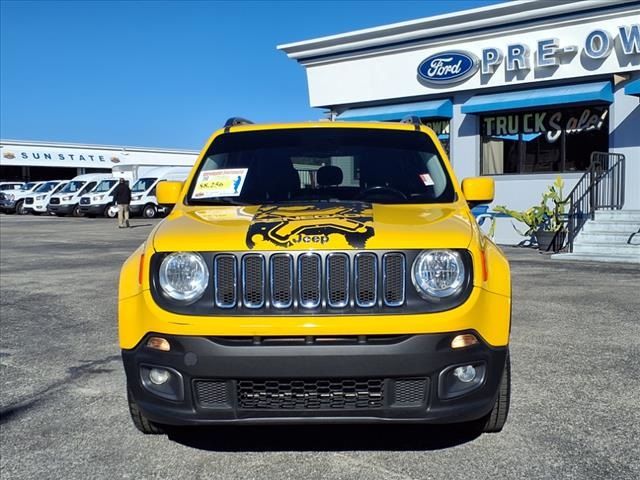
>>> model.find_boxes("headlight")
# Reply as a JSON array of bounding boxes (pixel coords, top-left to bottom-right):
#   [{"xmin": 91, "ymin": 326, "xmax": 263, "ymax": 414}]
[
  {"xmin": 93, "ymin": 195, "xmax": 104, "ymax": 202},
  {"xmin": 132, "ymin": 194, "xmax": 142, "ymax": 201},
  {"xmin": 412, "ymin": 250, "xmax": 465, "ymax": 299},
  {"xmin": 159, "ymin": 252, "xmax": 209, "ymax": 302},
  {"xmin": 36, "ymin": 195, "xmax": 45, "ymax": 200},
  {"xmin": 62, "ymin": 195, "xmax": 72, "ymax": 201}
]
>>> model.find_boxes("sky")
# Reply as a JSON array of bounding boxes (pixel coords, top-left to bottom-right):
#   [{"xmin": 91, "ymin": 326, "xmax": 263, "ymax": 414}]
[{"xmin": 1, "ymin": 0, "xmax": 506, "ymax": 150}]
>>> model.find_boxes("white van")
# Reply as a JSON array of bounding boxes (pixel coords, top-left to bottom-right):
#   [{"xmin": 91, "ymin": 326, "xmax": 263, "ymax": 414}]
[
  {"xmin": 24, "ymin": 180, "xmax": 68, "ymax": 215},
  {"xmin": 0, "ymin": 181, "xmax": 46, "ymax": 214},
  {"xmin": 48, "ymin": 174, "xmax": 111, "ymax": 217},
  {"xmin": 78, "ymin": 176, "xmax": 119, "ymax": 217},
  {"xmin": 129, "ymin": 166, "xmax": 192, "ymax": 218}
]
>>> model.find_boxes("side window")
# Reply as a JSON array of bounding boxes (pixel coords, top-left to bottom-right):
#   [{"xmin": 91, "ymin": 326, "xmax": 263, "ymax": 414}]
[
  {"xmin": 53, "ymin": 184, "xmax": 65, "ymax": 194},
  {"xmin": 80, "ymin": 182, "xmax": 96, "ymax": 195}
]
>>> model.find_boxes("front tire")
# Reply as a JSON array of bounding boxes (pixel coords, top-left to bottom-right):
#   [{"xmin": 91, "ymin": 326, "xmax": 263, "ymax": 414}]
[
  {"xmin": 127, "ymin": 388, "xmax": 164, "ymax": 435},
  {"xmin": 72, "ymin": 204, "xmax": 82, "ymax": 217},
  {"xmin": 483, "ymin": 353, "xmax": 511, "ymax": 433},
  {"xmin": 142, "ymin": 204, "xmax": 157, "ymax": 218},
  {"xmin": 15, "ymin": 200, "xmax": 26, "ymax": 215}
]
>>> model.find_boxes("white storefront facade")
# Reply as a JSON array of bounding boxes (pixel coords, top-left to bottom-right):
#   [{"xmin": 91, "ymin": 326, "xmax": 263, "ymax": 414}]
[
  {"xmin": 280, "ymin": 0, "xmax": 640, "ymax": 245},
  {"xmin": 0, "ymin": 140, "xmax": 198, "ymax": 182}
]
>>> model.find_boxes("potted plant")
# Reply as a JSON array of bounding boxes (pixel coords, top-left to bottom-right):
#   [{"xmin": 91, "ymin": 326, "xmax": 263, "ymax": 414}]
[{"xmin": 494, "ymin": 177, "xmax": 566, "ymax": 252}]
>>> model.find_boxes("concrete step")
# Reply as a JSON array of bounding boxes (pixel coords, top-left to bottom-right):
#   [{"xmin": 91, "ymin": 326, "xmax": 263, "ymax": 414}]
[
  {"xmin": 594, "ymin": 210, "xmax": 640, "ymax": 222},
  {"xmin": 572, "ymin": 242, "xmax": 640, "ymax": 256},
  {"xmin": 577, "ymin": 230, "xmax": 640, "ymax": 244},
  {"xmin": 551, "ymin": 252, "xmax": 640, "ymax": 264},
  {"xmin": 581, "ymin": 220, "xmax": 640, "ymax": 234}
]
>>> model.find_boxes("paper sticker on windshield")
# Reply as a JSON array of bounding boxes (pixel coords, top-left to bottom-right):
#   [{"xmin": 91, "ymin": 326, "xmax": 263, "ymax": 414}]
[
  {"xmin": 192, "ymin": 169, "xmax": 248, "ymax": 198},
  {"xmin": 419, "ymin": 173, "xmax": 435, "ymax": 186}
]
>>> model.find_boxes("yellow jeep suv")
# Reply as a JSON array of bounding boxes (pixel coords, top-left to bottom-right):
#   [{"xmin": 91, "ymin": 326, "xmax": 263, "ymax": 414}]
[{"xmin": 119, "ymin": 117, "xmax": 511, "ymax": 434}]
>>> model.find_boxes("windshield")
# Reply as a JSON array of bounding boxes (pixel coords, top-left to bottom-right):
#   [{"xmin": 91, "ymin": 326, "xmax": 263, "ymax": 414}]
[
  {"xmin": 21, "ymin": 182, "xmax": 36, "ymax": 191},
  {"xmin": 59, "ymin": 181, "xmax": 86, "ymax": 193},
  {"xmin": 34, "ymin": 181, "xmax": 59, "ymax": 193},
  {"xmin": 132, "ymin": 177, "xmax": 157, "ymax": 193},
  {"xmin": 188, "ymin": 128, "xmax": 454, "ymax": 205},
  {"xmin": 93, "ymin": 180, "xmax": 116, "ymax": 193}
]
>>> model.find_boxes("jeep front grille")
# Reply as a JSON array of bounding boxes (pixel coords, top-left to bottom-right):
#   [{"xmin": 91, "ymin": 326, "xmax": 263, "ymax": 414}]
[
  {"xmin": 237, "ymin": 378, "xmax": 385, "ymax": 410},
  {"xmin": 210, "ymin": 251, "xmax": 405, "ymax": 312}
]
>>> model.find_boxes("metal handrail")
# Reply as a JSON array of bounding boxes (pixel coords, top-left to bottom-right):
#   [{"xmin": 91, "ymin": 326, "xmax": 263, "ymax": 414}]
[{"xmin": 557, "ymin": 152, "xmax": 626, "ymax": 252}]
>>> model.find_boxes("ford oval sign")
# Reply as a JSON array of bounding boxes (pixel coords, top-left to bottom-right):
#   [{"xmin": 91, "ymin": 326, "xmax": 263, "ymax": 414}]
[{"xmin": 418, "ymin": 51, "xmax": 479, "ymax": 85}]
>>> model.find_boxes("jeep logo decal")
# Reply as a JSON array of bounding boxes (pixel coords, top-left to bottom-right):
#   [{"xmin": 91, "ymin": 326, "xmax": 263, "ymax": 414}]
[
  {"xmin": 417, "ymin": 51, "xmax": 479, "ymax": 85},
  {"xmin": 246, "ymin": 203, "xmax": 375, "ymax": 249}
]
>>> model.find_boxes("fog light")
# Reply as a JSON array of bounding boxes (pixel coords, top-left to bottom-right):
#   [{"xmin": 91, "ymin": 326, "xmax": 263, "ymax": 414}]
[
  {"xmin": 147, "ymin": 336, "xmax": 170, "ymax": 352},
  {"xmin": 453, "ymin": 365, "xmax": 476, "ymax": 383},
  {"xmin": 451, "ymin": 333, "xmax": 478, "ymax": 349},
  {"xmin": 149, "ymin": 368, "xmax": 170, "ymax": 385}
]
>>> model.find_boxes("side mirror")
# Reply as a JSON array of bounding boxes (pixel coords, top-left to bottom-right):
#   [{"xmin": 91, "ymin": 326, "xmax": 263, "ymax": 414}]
[
  {"xmin": 157, "ymin": 181, "xmax": 184, "ymax": 206},
  {"xmin": 461, "ymin": 177, "xmax": 494, "ymax": 208}
]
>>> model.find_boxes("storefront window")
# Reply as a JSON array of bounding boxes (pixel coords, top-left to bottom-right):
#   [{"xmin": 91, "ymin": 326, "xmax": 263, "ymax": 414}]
[
  {"xmin": 421, "ymin": 118, "xmax": 450, "ymax": 156},
  {"xmin": 481, "ymin": 106, "xmax": 609, "ymax": 175}
]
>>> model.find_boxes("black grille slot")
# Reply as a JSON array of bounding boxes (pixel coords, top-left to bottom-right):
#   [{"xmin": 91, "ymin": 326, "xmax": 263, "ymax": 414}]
[
  {"xmin": 242, "ymin": 255, "xmax": 265, "ymax": 308},
  {"xmin": 327, "ymin": 254, "xmax": 349, "ymax": 308},
  {"xmin": 237, "ymin": 378, "xmax": 384, "ymax": 410},
  {"xmin": 298, "ymin": 254, "xmax": 321, "ymax": 308},
  {"xmin": 214, "ymin": 255, "xmax": 237, "ymax": 308},
  {"xmin": 194, "ymin": 380, "xmax": 230, "ymax": 408},
  {"xmin": 80, "ymin": 197, "xmax": 90, "ymax": 205},
  {"xmin": 393, "ymin": 378, "xmax": 428, "ymax": 406},
  {"xmin": 49, "ymin": 198, "xmax": 60, "ymax": 205},
  {"xmin": 270, "ymin": 254, "xmax": 293, "ymax": 308},
  {"xmin": 25, "ymin": 198, "xmax": 34, "ymax": 204},
  {"xmin": 355, "ymin": 253, "xmax": 378, "ymax": 307},
  {"xmin": 383, "ymin": 253, "xmax": 406, "ymax": 307}
]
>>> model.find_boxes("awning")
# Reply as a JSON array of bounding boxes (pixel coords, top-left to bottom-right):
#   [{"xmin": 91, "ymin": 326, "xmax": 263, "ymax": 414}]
[
  {"xmin": 338, "ymin": 99, "xmax": 453, "ymax": 121},
  {"xmin": 461, "ymin": 81, "xmax": 613, "ymax": 114},
  {"xmin": 625, "ymin": 78, "xmax": 640, "ymax": 97}
]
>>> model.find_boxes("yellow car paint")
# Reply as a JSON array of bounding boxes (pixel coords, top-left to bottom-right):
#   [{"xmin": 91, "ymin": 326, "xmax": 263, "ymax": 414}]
[{"xmin": 119, "ymin": 121, "xmax": 510, "ymax": 350}]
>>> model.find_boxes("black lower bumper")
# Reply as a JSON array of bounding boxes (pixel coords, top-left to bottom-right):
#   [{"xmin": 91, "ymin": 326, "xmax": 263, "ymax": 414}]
[
  {"xmin": 79, "ymin": 204, "xmax": 105, "ymax": 215},
  {"xmin": 123, "ymin": 332, "xmax": 507, "ymax": 426},
  {"xmin": 47, "ymin": 203, "xmax": 75, "ymax": 215},
  {"xmin": 129, "ymin": 204, "xmax": 143, "ymax": 215}
]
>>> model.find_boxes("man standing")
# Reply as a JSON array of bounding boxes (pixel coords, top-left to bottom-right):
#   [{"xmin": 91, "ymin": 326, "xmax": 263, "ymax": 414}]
[{"xmin": 113, "ymin": 178, "xmax": 132, "ymax": 228}]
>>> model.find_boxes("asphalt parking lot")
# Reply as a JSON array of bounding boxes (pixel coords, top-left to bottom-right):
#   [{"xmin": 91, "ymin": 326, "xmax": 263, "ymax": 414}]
[{"xmin": 1, "ymin": 214, "xmax": 639, "ymax": 480}]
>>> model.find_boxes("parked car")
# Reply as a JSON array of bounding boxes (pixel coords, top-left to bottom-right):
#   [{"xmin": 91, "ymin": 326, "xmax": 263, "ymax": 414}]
[
  {"xmin": 23, "ymin": 180, "xmax": 68, "ymax": 215},
  {"xmin": 48, "ymin": 174, "xmax": 110, "ymax": 217},
  {"xmin": 119, "ymin": 117, "xmax": 511, "ymax": 435},
  {"xmin": 129, "ymin": 166, "xmax": 192, "ymax": 218},
  {"xmin": 78, "ymin": 177, "xmax": 118, "ymax": 217},
  {"xmin": 0, "ymin": 182, "xmax": 24, "ymax": 192},
  {"xmin": 0, "ymin": 181, "xmax": 46, "ymax": 214}
]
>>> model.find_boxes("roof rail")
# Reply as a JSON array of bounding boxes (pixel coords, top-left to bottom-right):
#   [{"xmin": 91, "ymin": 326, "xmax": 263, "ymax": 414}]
[
  {"xmin": 223, "ymin": 117, "xmax": 254, "ymax": 132},
  {"xmin": 401, "ymin": 115, "xmax": 422, "ymax": 130}
]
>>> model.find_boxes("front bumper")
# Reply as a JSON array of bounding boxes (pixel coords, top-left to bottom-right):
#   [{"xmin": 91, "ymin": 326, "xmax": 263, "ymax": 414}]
[
  {"xmin": 129, "ymin": 204, "xmax": 144, "ymax": 215},
  {"xmin": 79, "ymin": 204, "xmax": 106, "ymax": 215},
  {"xmin": 47, "ymin": 203, "xmax": 76, "ymax": 215},
  {"xmin": 123, "ymin": 332, "xmax": 507, "ymax": 426},
  {"xmin": 0, "ymin": 199, "xmax": 16, "ymax": 212}
]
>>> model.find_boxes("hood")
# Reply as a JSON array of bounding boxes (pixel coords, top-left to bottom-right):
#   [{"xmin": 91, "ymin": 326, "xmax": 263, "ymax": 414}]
[{"xmin": 152, "ymin": 202, "xmax": 473, "ymax": 252}]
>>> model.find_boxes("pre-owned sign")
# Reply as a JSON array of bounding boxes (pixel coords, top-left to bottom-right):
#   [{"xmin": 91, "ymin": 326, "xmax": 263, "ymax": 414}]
[{"xmin": 418, "ymin": 24, "xmax": 639, "ymax": 85}]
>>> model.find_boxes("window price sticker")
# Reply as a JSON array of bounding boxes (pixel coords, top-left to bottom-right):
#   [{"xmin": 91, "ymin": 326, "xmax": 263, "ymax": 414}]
[
  {"xmin": 419, "ymin": 173, "xmax": 435, "ymax": 186},
  {"xmin": 192, "ymin": 168, "xmax": 248, "ymax": 198}
]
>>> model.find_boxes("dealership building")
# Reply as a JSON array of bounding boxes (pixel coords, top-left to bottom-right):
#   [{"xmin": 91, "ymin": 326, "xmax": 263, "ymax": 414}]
[
  {"xmin": 0, "ymin": 140, "xmax": 198, "ymax": 182},
  {"xmin": 280, "ymin": 0, "xmax": 640, "ymax": 246}
]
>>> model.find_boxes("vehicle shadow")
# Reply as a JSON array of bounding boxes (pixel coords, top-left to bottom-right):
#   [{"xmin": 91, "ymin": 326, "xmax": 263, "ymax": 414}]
[{"xmin": 166, "ymin": 422, "xmax": 483, "ymax": 452}]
